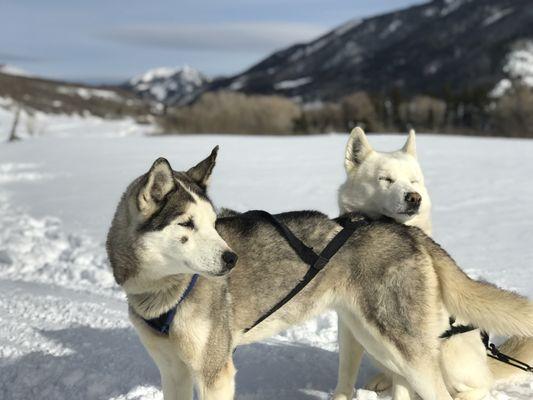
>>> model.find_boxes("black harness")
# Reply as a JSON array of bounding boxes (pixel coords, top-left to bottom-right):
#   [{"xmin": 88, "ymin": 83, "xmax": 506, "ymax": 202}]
[
  {"xmin": 439, "ymin": 317, "xmax": 477, "ymax": 339},
  {"xmin": 440, "ymin": 317, "xmax": 533, "ymax": 373},
  {"xmin": 242, "ymin": 210, "xmax": 369, "ymax": 333}
]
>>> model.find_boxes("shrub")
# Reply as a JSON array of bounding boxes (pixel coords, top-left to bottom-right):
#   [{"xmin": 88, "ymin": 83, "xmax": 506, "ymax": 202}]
[
  {"xmin": 159, "ymin": 91, "xmax": 301, "ymax": 134},
  {"xmin": 489, "ymin": 84, "xmax": 533, "ymax": 137},
  {"xmin": 399, "ymin": 95, "xmax": 446, "ymax": 131}
]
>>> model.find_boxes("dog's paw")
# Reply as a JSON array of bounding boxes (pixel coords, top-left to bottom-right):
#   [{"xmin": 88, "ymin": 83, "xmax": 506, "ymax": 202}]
[{"xmin": 364, "ymin": 373, "xmax": 392, "ymax": 392}]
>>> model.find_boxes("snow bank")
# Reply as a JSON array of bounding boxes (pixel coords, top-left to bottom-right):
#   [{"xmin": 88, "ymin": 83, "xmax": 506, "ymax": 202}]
[{"xmin": 0, "ymin": 98, "xmax": 154, "ymax": 139}]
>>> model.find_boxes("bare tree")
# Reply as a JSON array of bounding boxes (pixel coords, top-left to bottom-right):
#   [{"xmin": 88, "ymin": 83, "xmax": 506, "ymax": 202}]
[{"xmin": 7, "ymin": 106, "xmax": 21, "ymax": 142}]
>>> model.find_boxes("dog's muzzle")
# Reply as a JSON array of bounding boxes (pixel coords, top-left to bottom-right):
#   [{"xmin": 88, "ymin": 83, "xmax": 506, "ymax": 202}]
[{"xmin": 403, "ymin": 192, "xmax": 422, "ymax": 215}]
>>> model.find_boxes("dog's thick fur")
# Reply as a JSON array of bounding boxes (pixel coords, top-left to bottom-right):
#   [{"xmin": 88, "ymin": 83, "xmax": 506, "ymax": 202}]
[
  {"xmin": 107, "ymin": 149, "xmax": 533, "ymax": 400},
  {"xmin": 334, "ymin": 128, "xmax": 533, "ymax": 400}
]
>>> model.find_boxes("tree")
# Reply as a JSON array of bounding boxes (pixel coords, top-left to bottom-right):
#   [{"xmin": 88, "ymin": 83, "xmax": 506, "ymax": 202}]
[{"xmin": 7, "ymin": 106, "xmax": 21, "ymax": 142}]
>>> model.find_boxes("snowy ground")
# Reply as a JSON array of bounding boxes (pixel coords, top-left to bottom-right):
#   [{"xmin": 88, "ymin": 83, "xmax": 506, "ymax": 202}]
[
  {"xmin": 0, "ymin": 132, "xmax": 532, "ymax": 399},
  {"xmin": 0, "ymin": 98, "xmax": 154, "ymax": 140}
]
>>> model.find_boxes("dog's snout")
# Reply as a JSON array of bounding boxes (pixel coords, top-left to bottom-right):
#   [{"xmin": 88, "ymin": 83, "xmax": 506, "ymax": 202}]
[
  {"xmin": 405, "ymin": 192, "xmax": 422, "ymax": 206},
  {"xmin": 222, "ymin": 251, "xmax": 238, "ymax": 269}
]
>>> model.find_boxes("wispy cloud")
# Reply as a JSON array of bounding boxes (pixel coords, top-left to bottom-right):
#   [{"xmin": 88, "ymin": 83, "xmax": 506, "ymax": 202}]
[{"xmin": 101, "ymin": 22, "xmax": 327, "ymax": 52}]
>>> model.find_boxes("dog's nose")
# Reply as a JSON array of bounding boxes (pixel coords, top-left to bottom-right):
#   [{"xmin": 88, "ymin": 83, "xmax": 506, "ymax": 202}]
[
  {"xmin": 405, "ymin": 192, "xmax": 422, "ymax": 206},
  {"xmin": 222, "ymin": 251, "xmax": 238, "ymax": 269}
]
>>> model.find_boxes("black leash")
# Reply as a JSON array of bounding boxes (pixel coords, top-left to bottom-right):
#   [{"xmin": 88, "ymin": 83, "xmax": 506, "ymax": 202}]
[
  {"xmin": 441, "ymin": 318, "xmax": 533, "ymax": 374},
  {"xmin": 242, "ymin": 211, "xmax": 369, "ymax": 333},
  {"xmin": 481, "ymin": 331, "xmax": 533, "ymax": 373}
]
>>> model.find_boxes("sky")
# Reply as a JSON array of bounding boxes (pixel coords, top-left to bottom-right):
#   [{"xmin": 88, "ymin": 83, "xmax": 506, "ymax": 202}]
[{"xmin": 1, "ymin": 0, "xmax": 423, "ymax": 84}]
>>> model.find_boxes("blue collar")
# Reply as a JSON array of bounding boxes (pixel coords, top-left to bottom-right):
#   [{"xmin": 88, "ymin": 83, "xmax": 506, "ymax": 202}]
[{"xmin": 143, "ymin": 274, "xmax": 199, "ymax": 335}]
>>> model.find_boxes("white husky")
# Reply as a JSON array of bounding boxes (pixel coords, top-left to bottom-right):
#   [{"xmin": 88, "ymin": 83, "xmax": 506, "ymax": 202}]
[
  {"xmin": 338, "ymin": 127, "xmax": 431, "ymax": 236},
  {"xmin": 333, "ymin": 128, "xmax": 533, "ymax": 400}
]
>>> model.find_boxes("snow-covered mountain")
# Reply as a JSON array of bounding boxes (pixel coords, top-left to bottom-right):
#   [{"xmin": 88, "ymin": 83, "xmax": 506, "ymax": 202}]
[
  {"xmin": 126, "ymin": 66, "xmax": 209, "ymax": 106},
  {"xmin": 209, "ymin": 0, "xmax": 533, "ymax": 101},
  {"xmin": 0, "ymin": 64, "xmax": 30, "ymax": 77},
  {"xmin": 0, "ymin": 69, "xmax": 148, "ymax": 119}
]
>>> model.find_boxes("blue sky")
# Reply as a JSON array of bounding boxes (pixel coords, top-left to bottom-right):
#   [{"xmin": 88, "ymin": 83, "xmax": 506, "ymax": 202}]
[{"xmin": 1, "ymin": 0, "xmax": 422, "ymax": 83}]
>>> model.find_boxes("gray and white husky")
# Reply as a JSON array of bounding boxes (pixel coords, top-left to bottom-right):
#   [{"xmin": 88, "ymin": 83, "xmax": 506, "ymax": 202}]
[
  {"xmin": 106, "ymin": 148, "xmax": 533, "ymax": 400},
  {"xmin": 334, "ymin": 128, "xmax": 533, "ymax": 400}
]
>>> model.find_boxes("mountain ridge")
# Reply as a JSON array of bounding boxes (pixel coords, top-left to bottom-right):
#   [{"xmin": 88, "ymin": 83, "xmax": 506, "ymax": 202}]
[{"xmin": 207, "ymin": 0, "xmax": 533, "ymax": 101}]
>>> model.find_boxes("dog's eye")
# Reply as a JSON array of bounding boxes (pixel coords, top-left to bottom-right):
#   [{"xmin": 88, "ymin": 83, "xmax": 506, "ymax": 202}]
[
  {"xmin": 411, "ymin": 180, "xmax": 419, "ymax": 184},
  {"xmin": 379, "ymin": 177, "xmax": 394, "ymax": 184},
  {"xmin": 178, "ymin": 218, "xmax": 195, "ymax": 229}
]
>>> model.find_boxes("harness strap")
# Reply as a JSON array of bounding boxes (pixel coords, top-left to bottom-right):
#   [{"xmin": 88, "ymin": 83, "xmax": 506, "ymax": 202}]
[
  {"xmin": 439, "ymin": 317, "xmax": 477, "ymax": 339},
  {"xmin": 241, "ymin": 210, "xmax": 317, "ymax": 265},
  {"xmin": 481, "ymin": 331, "xmax": 533, "ymax": 373},
  {"xmin": 243, "ymin": 212, "xmax": 368, "ymax": 333},
  {"xmin": 441, "ymin": 318, "xmax": 533, "ymax": 373},
  {"xmin": 143, "ymin": 274, "xmax": 199, "ymax": 335}
]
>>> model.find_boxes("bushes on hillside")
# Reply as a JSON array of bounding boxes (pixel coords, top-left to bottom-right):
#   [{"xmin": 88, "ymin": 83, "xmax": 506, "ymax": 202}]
[
  {"xmin": 159, "ymin": 91, "xmax": 301, "ymax": 134},
  {"xmin": 489, "ymin": 85, "xmax": 533, "ymax": 137},
  {"xmin": 157, "ymin": 87, "xmax": 533, "ymax": 138},
  {"xmin": 399, "ymin": 96, "xmax": 446, "ymax": 132},
  {"xmin": 293, "ymin": 91, "xmax": 381, "ymax": 133}
]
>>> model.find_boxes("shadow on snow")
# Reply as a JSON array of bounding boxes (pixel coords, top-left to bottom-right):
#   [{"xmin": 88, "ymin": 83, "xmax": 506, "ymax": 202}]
[{"xmin": 0, "ymin": 325, "xmax": 380, "ymax": 399}]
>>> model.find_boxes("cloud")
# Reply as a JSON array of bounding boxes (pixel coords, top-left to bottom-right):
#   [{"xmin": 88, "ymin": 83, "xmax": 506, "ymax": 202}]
[{"xmin": 101, "ymin": 22, "xmax": 327, "ymax": 52}]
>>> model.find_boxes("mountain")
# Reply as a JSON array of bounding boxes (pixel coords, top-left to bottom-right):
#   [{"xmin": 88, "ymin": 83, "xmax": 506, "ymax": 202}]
[
  {"xmin": 209, "ymin": 0, "xmax": 533, "ymax": 102},
  {"xmin": 0, "ymin": 70, "xmax": 149, "ymax": 118},
  {"xmin": 0, "ymin": 64, "xmax": 30, "ymax": 77},
  {"xmin": 125, "ymin": 66, "xmax": 209, "ymax": 106}
]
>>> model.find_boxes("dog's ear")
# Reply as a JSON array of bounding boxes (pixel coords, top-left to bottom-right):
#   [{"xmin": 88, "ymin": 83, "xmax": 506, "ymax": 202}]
[
  {"xmin": 345, "ymin": 127, "xmax": 373, "ymax": 172},
  {"xmin": 402, "ymin": 129, "xmax": 417, "ymax": 158},
  {"xmin": 187, "ymin": 146, "xmax": 219, "ymax": 189},
  {"xmin": 138, "ymin": 157, "xmax": 175, "ymax": 214}
]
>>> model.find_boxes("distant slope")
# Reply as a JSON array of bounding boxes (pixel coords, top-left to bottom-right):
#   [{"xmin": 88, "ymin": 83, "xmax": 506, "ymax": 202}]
[
  {"xmin": 209, "ymin": 0, "xmax": 533, "ymax": 101},
  {"xmin": 0, "ymin": 72, "xmax": 149, "ymax": 119},
  {"xmin": 124, "ymin": 66, "xmax": 209, "ymax": 106}
]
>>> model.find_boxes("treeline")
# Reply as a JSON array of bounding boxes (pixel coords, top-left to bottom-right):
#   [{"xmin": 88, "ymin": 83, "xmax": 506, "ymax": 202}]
[{"xmin": 157, "ymin": 83, "xmax": 533, "ymax": 137}]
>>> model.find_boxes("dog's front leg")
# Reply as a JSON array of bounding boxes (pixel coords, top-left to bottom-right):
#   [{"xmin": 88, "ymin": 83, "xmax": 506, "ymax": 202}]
[
  {"xmin": 160, "ymin": 361, "xmax": 194, "ymax": 400},
  {"xmin": 391, "ymin": 374, "xmax": 414, "ymax": 400},
  {"xmin": 197, "ymin": 358, "xmax": 236, "ymax": 400},
  {"xmin": 332, "ymin": 314, "xmax": 365, "ymax": 400}
]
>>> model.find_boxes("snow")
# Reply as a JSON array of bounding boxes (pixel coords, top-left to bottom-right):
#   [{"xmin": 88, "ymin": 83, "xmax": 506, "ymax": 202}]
[
  {"xmin": 334, "ymin": 18, "xmax": 362, "ymax": 36},
  {"xmin": 490, "ymin": 79, "xmax": 512, "ymax": 98},
  {"xmin": 0, "ymin": 65, "xmax": 31, "ymax": 77},
  {"xmin": 440, "ymin": 0, "xmax": 471, "ymax": 17},
  {"xmin": 422, "ymin": 7, "xmax": 438, "ymax": 18},
  {"xmin": 129, "ymin": 65, "xmax": 208, "ymax": 88},
  {"xmin": 504, "ymin": 42, "xmax": 533, "ymax": 85},
  {"xmin": 490, "ymin": 41, "xmax": 533, "ymax": 97},
  {"xmin": 0, "ymin": 132, "xmax": 532, "ymax": 399},
  {"xmin": 56, "ymin": 87, "xmax": 122, "ymax": 102},
  {"xmin": 483, "ymin": 7, "xmax": 514, "ymax": 27},
  {"xmin": 274, "ymin": 77, "xmax": 312, "ymax": 90},
  {"xmin": 0, "ymin": 98, "xmax": 154, "ymax": 138},
  {"xmin": 129, "ymin": 65, "xmax": 208, "ymax": 103},
  {"xmin": 379, "ymin": 19, "xmax": 402, "ymax": 38}
]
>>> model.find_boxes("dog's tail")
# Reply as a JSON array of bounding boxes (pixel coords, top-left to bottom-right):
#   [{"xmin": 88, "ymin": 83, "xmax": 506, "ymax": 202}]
[
  {"xmin": 427, "ymin": 239, "xmax": 533, "ymax": 337},
  {"xmin": 488, "ymin": 337, "xmax": 533, "ymax": 382}
]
